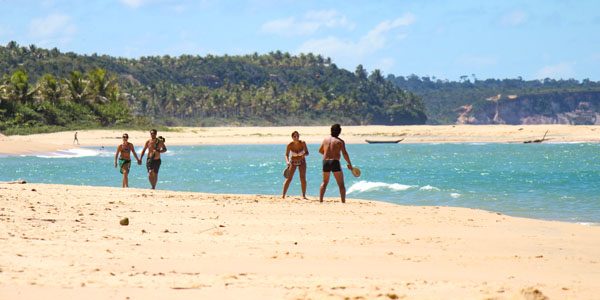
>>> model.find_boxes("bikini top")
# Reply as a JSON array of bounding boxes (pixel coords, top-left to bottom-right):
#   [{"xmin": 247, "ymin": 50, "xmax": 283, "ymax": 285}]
[{"xmin": 291, "ymin": 150, "xmax": 305, "ymax": 157}]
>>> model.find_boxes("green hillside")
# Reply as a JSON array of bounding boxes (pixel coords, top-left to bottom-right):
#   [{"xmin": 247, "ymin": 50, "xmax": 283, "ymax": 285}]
[{"xmin": 0, "ymin": 42, "xmax": 427, "ymax": 134}]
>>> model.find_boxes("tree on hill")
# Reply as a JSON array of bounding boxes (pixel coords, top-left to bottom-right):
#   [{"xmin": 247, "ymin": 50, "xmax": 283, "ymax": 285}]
[{"xmin": 0, "ymin": 41, "xmax": 427, "ymax": 129}]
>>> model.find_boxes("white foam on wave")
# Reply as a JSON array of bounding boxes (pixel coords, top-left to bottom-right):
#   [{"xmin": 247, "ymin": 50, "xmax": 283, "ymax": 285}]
[
  {"xmin": 576, "ymin": 222, "xmax": 600, "ymax": 226},
  {"xmin": 450, "ymin": 193, "xmax": 461, "ymax": 198},
  {"xmin": 36, "ymin": 148, "xmax": 100, "ymax": 158},
  {"xmin": 420, "ymin": 185, "xmax": 440, "ymax": 191},
  {"xmin": 347, "ymin": 180, "xmax": 415, "ymax": 194}
]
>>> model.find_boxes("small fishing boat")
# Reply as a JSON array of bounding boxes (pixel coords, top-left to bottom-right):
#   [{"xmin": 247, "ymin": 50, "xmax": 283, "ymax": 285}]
[
  {"xmin": 365, "ymin": 139, "xmax": 404, "ymax": 144},
  {"xmin": 523, "ymin": 130, "xmax": 550, "ymax": 144}
]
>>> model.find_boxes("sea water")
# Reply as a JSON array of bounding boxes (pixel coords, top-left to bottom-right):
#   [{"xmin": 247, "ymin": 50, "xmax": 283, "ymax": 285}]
[{"xmin": 1, "ymin": 143, "xmax": 599, "ymax": 224}]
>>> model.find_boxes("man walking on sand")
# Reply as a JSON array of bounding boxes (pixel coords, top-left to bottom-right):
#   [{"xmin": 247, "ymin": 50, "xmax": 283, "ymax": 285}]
[
  {"xmin": 73, "ymin": 132, "xmax": 79, "ymax": 144},
  {"xmin": 140, "ymin": 129, "xmax": 167, "ymax": 189},
  {"xmin": 318, "ymin": 123, "xmax": 353, "ymax": 203}
]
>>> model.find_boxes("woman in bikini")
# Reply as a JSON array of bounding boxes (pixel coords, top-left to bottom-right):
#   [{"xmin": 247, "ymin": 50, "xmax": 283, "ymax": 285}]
[
  {"xmin": 282, "ymin": 131, "xmax": 309, "ymax": 199},
  {"xmin": 114, "ymin": 133, "xmax": 141, "ymax": 188}
]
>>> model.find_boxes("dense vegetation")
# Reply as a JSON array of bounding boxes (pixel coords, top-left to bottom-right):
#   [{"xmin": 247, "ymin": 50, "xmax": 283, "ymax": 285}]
[
  {"xmin": 389, "ymin": 74, "xmax": 600, "ymax": 124},
  {"xmin": 0, "ymin": 68, "xmax": 138, "ymax": 134},
  {"xmin": 0, "ymin": 41, "xmax": 427, "ymax": 134},
  {"xmin": 5, "ymin": 41, "xmax": 598, "ymax": 130}
]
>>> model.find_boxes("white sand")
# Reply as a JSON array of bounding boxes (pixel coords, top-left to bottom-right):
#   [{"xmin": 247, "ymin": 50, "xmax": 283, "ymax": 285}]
[
  {"xmin": 2, "ymin": 125, "xmax": 599, "ymax": 155},
  {"xmin": 2, "ymin": 125, "xmax": 600, "ymax": 299},
  {"xmin": 0, "ymin": 183, "xmax": 599, "ymax": 299}
]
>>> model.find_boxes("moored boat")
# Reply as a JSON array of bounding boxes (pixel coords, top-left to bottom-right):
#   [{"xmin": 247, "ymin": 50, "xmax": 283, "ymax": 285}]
[{"xmin": 365, "ymin": 139, "xmax": 403, "ymax": 144}]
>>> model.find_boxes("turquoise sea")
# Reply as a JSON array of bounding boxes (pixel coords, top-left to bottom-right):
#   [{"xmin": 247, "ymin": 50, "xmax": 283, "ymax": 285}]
[{"xmin": 1, "ymin": 143, "xmax": 599, "ymax": 225}]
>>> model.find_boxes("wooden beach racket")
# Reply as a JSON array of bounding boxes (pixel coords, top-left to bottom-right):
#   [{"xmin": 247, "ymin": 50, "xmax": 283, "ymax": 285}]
[
  {"xmin": 351, "ymin": 167, "xmax": 361, "ymax": 178},
  {"xmin": 283, "ymin": 167, "xmax": 290, "ymax": 179}
]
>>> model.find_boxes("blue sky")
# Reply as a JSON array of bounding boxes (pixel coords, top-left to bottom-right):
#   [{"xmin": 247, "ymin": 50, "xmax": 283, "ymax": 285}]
[{"xmin": 1, "ymin": 0, "xmax": 599, "ymax": 81}]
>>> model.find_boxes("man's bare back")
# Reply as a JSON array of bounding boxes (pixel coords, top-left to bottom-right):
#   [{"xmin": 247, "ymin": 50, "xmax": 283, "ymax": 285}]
[
  {"xmin": 318, "ymin": 124, "xmax": 353, "ymax": 203},
  {"xmin": 320, "ymin": 136, "xmax": 345, "ymax": 160}
]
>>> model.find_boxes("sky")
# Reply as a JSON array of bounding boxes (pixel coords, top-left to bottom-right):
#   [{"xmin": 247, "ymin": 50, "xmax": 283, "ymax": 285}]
[{"xmin": 1, "ymin": 0, "xmax": 599, "ymax": 81}]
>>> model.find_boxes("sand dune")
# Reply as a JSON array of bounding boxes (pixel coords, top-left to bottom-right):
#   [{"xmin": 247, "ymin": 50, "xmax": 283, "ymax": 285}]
[{"xmin": 1, "ymin": 183, "xmax": 599, "ymax": 299}]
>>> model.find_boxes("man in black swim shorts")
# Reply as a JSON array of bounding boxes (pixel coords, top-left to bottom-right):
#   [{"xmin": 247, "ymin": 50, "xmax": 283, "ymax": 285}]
[
  {"xmin": 140, "ymin": 129, "xmax": 167, "ymax": 189},
  {"xmin": 322, "ymin": 159, "xmax": 342, "ymax": 172},
  {"xmin": 318, "ymin": 124, "xmax": 354, "ymax": 203},
  {"xmin": 146, "ymin": 157, "xmax": 161, "ymax": 174}
]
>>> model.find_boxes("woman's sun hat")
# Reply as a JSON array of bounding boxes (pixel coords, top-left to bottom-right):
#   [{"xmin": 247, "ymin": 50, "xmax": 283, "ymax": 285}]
[
  {"xmin": 283, "ymin": 167, "xmax": 291, "ymax": 179},
  {"xmin": 351, "ymin": 167, "xmax": 361, "ymax": 178}
]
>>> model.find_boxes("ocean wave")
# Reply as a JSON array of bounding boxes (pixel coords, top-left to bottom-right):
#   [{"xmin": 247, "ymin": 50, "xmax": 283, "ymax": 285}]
[
  {"xmin": 420, "ymin": 185, "xmax": 440, "ymax": 191},
  {"xmin": 36, "ymin": 148, "xmax": 100, "ymax": 158},
  {"xmin": 347, "ymin": 180, "xmax": 415, "ymax": 194},
  {"xmin": 575, "ymin": 222, "xmax": 600, "ymax": 226}
]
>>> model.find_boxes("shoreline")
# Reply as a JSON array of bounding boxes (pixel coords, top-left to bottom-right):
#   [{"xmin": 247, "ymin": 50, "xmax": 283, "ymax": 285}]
[
  {"xmin": 1, "ymin": 182, "xmax": 599, "ymax": 299},
  {"xmin": 2, "ymin": 124, "xmax": 600, "ymax": 156},
  {"xmin": 1, "ymin": 178, "xmax": 597, "ymax": 226}
]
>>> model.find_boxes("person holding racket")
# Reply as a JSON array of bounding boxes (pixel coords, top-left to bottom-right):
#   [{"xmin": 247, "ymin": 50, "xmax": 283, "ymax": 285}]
[{"xmin": 318, "ymin": 123, "xmax": 355, "ymax": 203}]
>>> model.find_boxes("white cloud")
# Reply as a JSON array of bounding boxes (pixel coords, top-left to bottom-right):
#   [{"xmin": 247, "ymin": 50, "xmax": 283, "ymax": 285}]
[
  {"xmin": 29, "ymin": 14, "xmax": 76, "ymax": 39},
  {"xmin": 297, "ymin": 13, "xmax": 416, "ymax": 71},
  {"xmin": 260, "ymin": 9, "xmax": 354, "ymax": 36},
  {"xmin": 297, "ymin": 37, "xmax": 352, "ymax": 63},
  {"xmin": 374, "ymin": 57, "xmax": 396, "ymax": 73},
  {"xmin": 500, "ymin": 10, "xmax": 528, "ymax": 26},
  {"xmin": 119, "ymin": 0, "xmax": 145, "ymax": 8},
  {"xmin": 535, "ymin": 62, "xmax": 576, "ymax": 79},
  {"xmin": 119, "ymin": 0, "xmax": 179, "ymax": 9},
  {"xmin": 360, "ymin": 14, "xmax": 416, "ymax": 50},
  {"xmin": 395, "ymin": 33, "xmax": 408, "ymax": 40}
]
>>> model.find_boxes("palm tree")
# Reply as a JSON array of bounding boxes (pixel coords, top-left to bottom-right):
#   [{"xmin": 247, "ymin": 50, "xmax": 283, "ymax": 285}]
[
  {"xmin": 64, "ymin": 71, "xmax": 89, "ymax": 104},
  {"xmin": 0, "ymin": 74, "xmax": 10, "ymax": 104},
  {"xmin": 38, "ymin": 74, "xmax": 62, "ymax": 105},
  {"xmin": 8, "ymin": 70, "xmax": 36, "ymax": 104},
  {"xmin": 369, "ymin": 69, "xmax": 385, "ymax": 84},
  {"xmin": 87, "ymin": 69, "xmax": 119, "ymax": 104},
  {"xmin": 355, "ymin": 64, "xmax": 368, "ymax": 80}
]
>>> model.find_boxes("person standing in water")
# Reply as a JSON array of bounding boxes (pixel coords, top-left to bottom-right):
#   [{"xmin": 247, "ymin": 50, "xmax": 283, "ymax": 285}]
[
  {"xmin": 140, "ymin": 129, "xmax": 167, "ymax": 189},
  {"xmin": 318, "ymin": 124, "xmax": 353, "ymax": 203},
  {"xmin": 114, "ymin": 133, "xmax": 141, "ymax": 188},
  {"xmin": 282, "ymin": 131, "xmax": 309, "ymax": 199}
]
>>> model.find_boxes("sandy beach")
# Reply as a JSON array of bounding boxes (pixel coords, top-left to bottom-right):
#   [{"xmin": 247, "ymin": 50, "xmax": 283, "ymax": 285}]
[
  {"xmin": 1, "ymin": 182, "xmax": 599, "ymax": 300},
  {"xmin": 2, "ymin": 125, "xmax": 600, "ymax": 299},
  {"xmin": 2, "ymin": 124, "xmax": 599, "ymax": 155}
]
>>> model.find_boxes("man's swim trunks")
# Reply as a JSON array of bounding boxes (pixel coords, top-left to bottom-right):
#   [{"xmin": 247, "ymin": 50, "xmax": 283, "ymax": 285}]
[
  {"xmin": 322, "ymin": 159, "xmax": 342, "ymax": 172},
  {"xmin": 118, "ymin": 158, "xmax": 131, "ymax": 174},
  {"xmin": 146, "ymin": 158, "xmax": 161, "ymax": 173}
]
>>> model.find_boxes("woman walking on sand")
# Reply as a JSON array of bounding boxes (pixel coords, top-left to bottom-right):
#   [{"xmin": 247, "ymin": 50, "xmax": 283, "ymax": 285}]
[
  {"xmin": 282, "ymin": 131, "xmax": 309, "ymax": 199},
  {"xmin": 115, "ymin": 133, "xmax": 141, "ymax": 188}
]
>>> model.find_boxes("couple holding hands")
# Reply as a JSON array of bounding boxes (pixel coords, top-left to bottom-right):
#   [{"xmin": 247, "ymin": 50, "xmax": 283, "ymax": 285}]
[{"xmin": 114, "ymin": 129, "xmax": 167, "ymax": 189}]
